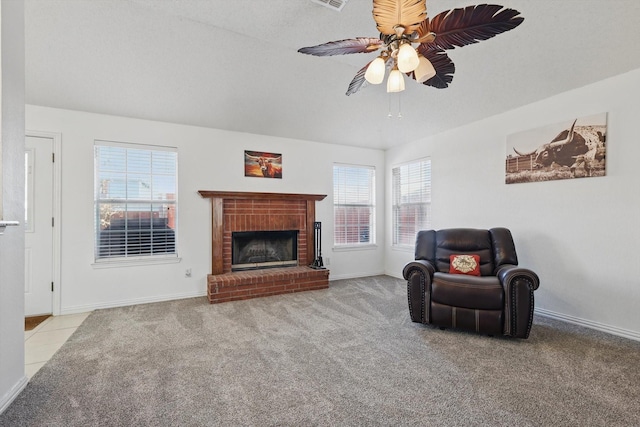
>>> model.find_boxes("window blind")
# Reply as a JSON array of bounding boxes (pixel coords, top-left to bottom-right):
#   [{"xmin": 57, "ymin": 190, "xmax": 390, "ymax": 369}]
[
  {"xmin": 392, "ymin": 158, "xmax": 431, "ymax": 246},
  {"xmin": 94, "ymin": 141, "xmax": 178, "ymax": 260},
  {"xmin": 333, "ymin": 164, "xmax": 376, "ymax": 245}
]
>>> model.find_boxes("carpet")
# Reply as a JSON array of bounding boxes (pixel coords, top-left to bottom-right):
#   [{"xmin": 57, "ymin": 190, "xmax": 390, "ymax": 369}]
[{"xmin": 2, "ymin": 276, "xmax": 639, "ymax": 426}]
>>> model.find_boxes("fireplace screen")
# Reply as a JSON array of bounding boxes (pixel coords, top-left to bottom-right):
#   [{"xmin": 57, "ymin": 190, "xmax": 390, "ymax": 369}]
[{"xmin": 232, "ymin": 230, "xmax": 298, "ymax": 271}]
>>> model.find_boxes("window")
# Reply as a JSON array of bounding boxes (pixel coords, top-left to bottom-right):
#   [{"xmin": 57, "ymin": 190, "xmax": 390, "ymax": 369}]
[
  {"xmin": 94, "ymin": 141, "xmax": 177, "ymax": 260},
  {"xmin": 392, "ymin": 158, "xmax": 431, "ymax": 247},
  {"xmin": 333, "ymin": 164, "xmax": 375, "ymax": 246}
]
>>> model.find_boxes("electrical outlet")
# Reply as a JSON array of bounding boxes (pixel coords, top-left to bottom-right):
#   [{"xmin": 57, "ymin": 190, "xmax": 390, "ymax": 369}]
[
  {"xmin": 185, "ymin": 268, "xmax": 192, "ymax": 278},
  {"xmin": 325, "ymin": 257, "xmax": 330, "ymax": 266}
]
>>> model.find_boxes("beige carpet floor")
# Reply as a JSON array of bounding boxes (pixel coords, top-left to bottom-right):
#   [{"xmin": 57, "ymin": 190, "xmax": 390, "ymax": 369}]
[{"xmin": 2, "ymin": 275, "xmax": 639, "ymax": 426}]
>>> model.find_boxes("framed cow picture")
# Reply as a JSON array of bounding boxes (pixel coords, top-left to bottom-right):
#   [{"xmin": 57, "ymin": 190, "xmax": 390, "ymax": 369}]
[
  {"xmin": 505, "ymin": 113, "xmax": 607, "ymax": 184},
  {"xmin": 244, "ymin": 150, "xmax": 282, "ymax": 179}
]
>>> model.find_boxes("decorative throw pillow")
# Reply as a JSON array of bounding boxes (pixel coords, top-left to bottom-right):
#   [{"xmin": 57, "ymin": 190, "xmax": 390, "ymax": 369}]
[{"xmin": 449, "ymin": 254, "xmax": 481, "ymax": 276}]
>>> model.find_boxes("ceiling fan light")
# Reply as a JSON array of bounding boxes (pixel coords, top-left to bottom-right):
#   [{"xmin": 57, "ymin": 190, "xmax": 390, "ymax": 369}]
[
  {"xmin": 364, "ymin": 57, "xmax": 386, "ymax": 84},
  {"xmin": 387, "ymin": 67, "xmax": 405, "ymax": 93},
  {"xmin": 415, "ymin": 55, "xmax": 436, "ymax": 83},
  {"xmin": 397, "ymin": 43, "xmax": 419, "ymax": 73}
]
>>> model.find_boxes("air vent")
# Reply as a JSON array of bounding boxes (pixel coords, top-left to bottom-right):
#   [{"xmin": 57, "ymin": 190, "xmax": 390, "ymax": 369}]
[{"xmin": 311, "ymin": 0, "xmax": 348, "ymax": 12}]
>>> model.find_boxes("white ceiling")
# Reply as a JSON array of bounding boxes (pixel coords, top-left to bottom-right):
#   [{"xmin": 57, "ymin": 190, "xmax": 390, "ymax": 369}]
[{"xmin": 25, "ymin": 0, "xmax": 640, "ymax": 150}]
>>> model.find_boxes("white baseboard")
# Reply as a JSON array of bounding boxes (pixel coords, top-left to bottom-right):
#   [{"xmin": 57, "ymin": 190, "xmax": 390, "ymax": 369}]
[
  {"xmin": 384, "ymin": 271, "xmax": 403, "ymax": 280},
  {"xmin": 60, "ymin": 290, "xmax": 207, "ymax": 315},
  {"xmin": 0, "ymin": 376, "xmax": 28, "ymax": 415},
  {"xmin": 535, "ymin": 308, "xmax": 640, "ymax": 342},
  {"xmin": 55, "ymin": 281, "xmax": 640, "ymax": 344},
  {"xmin": 60, "ymin": 274, "xmax": 389, "ymax": 313},
  {"xmin": 387, "ymin": 274, "xmax": 639, "ymax": 342},
  {"xmin": 329, "ymin": 271, "xmax": 386, "ymax": 281}
]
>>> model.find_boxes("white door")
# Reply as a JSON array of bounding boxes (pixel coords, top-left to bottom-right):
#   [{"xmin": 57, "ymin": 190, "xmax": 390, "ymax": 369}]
[{"xmin": 24, "ymin": 135, "xmax": 54, "ymax": 316}]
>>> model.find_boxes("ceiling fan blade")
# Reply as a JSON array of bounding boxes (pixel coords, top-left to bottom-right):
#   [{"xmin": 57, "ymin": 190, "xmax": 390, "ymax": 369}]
[
  {"xmin": 346, "ymin": 56, "xmax": 394, "ymax": 95},
  {"xmin": 298, "ymin": 38, "xmax": 383, "ymax": 56},
  {"xmin": 415, "ymin": 47, "xmax": 455, "ymax": 88},
  {"xmin": 346, "ymin": 62, "xmax": 371, "ymax": 96},
  {"xmin": 372, "ymin": 0, "xmax": 426, "ymax": 35},
  {"xmin": 425, "ymin": 4, "xmax": 524, "ymax": 50},
  {"xmin": 415, "ymin": 19, "xmax": 435, "ymax": 43}
]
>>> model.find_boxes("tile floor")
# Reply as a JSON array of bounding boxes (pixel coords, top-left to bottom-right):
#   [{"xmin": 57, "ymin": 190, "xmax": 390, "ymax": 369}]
[{"xmin": 24, "ymin": 312, "xmax": 92, "ymax": 379}]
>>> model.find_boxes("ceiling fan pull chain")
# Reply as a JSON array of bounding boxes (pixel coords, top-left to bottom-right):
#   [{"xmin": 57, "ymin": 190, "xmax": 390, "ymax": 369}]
[{"xmin": 388, "ymin": 93, "xmax": 403, "ymax": 119}]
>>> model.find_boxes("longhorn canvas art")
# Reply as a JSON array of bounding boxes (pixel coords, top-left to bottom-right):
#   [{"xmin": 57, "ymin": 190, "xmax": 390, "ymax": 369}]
[
  {"xmin": 505, "ymin": 113, "xmax": 607, "ymax": 184},
  {"xmin": 244, "ymin": 150, "xmax": 282, "ymax": 179}
]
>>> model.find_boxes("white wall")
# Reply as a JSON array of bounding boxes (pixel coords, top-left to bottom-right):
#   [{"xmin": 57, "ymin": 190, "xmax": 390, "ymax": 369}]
[
  {"xmin": 20, "ymin": 62, "xmax": 640, "ymax": 353},
  {"xmin": 25, "ymin": 105, "xmax": 386, "ymax": 314},
  {"xmin": 0, "ymin": 0, "xmax": 27, "ymax": 413},
  {"xmin": 385, "ymin": 68, "xmax": 640, "ymax": 341}
]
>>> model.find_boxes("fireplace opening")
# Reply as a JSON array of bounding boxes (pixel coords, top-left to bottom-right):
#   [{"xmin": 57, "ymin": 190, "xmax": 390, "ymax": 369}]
[{"xmin": 232, "ymin": 230, "xmax": 298, "ymax": 271}]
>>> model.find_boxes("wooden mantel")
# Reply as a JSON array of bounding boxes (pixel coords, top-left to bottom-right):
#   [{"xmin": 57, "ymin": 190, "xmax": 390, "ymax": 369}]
[
  {"xmin": 198, "ymin": 191, "xmax": 326, "ymax": 201},
  {"xmin": 198, "ymin": 191, "xmax": 327, "ymax": 275}
]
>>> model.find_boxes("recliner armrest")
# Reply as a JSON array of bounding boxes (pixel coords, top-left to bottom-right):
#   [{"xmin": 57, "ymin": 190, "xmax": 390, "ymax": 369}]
[
  {"xmin": 403, "ymin": 259, "xmax": 435, "ymax": 280},
  {"xmin": 403, "ymin": 260, "xmax": 436, "ymax": 324},
  {"xmin": 495, "ymin": 264, "xmax": 539, "ymax": 338},
  {"xmin": 495, "ymin": 264, "xmax": 540, "ymax": 290}
]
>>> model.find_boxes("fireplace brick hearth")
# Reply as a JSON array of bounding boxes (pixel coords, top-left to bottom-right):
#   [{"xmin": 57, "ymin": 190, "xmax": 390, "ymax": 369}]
[
  {"xmin": 199, "ymin": 191, "xmax": 329, "ymax": 303},
  {"xmin": 207, "ymin": 266, "xmax": 330, "ymax": 304}
]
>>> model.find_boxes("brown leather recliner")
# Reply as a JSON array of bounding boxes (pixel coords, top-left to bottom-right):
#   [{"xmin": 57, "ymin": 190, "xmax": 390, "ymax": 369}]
[{"xmin": 403, "ymin": 228, "xmax": 540, "ymax": 338}]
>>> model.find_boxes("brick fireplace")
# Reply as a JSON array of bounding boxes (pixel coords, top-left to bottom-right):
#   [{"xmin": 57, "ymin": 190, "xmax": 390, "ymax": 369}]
[{"xmin": 198, "ymin": 191, "xmax": 329, "ymax": 303}]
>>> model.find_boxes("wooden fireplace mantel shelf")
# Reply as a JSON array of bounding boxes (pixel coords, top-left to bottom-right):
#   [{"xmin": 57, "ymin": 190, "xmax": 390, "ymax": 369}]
[{"xmin": 198, "ymin": 191, "xmax": 326, "ymax": 201}]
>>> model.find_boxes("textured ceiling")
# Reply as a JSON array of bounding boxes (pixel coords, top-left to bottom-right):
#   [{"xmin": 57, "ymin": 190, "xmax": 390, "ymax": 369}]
[{"xmin": 25, "ymin": 0, "xmax": 640, "ymax": 150}]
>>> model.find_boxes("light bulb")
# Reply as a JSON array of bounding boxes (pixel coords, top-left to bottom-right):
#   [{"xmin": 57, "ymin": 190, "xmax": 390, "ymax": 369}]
[
  {"xmin": 387, "ymin": 67, "xmax": 405, "ymax": 93},
  {"xmin": 364, "ymin": 57, "xmax": 386, "ymax": 84},
  {"xmin": 415, "ymin": 55, "xmax": 436, "ymax": 83},
  {"xmin": 397, "ymin": 43, "xmax": 419, "ymax": 73}
]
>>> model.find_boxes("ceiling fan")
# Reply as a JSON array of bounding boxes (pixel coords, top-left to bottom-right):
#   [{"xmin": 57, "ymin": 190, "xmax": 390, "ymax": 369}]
[{"xmin": 299, "ymin": 0, "xmax": 524, "ymax": 95}]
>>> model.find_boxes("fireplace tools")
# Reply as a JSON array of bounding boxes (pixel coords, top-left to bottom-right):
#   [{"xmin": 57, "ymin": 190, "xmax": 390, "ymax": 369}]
[{"xmin": 311, "ymin": 221, "xmax": 325, "ymax": 269}]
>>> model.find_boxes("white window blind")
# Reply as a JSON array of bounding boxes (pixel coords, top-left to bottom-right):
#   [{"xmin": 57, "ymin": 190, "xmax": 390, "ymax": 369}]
[
  {"xmin": 94, "ymin": 141, "xmax": 177, "ymax": 260},
  {"xmin": 392, "ymin": 158, "xmax": 431, "ymax": 246},
  {"xmin": 333, "ymin": 164, "xmax": 375, "ymax": 245}
]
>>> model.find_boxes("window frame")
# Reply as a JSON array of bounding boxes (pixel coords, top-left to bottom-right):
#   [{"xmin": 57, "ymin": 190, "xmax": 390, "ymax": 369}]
[
  {"xmin": 93, "ymin": 140, "xmax": 178, "ymax": 264},
  {"xmin": 332, "ymin": 163, "xmax": 376, "ymax": 248},
  {"xmin": 392, "ymin": 157, "xmax": 432, "ymax": 249}
]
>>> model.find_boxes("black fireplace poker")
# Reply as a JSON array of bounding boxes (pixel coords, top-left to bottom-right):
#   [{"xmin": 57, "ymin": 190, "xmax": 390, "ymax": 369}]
[{"xmin": 311, "ymin": 221, "xmax": 325, "ymax": 269}]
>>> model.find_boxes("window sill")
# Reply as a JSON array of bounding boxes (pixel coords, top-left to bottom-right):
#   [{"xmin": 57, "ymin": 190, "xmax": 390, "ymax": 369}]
[
  {"xmin": 332, "ymin": 244, "xmax": 378, "ymax": 252},
  {"xmin": 92, "ymin": 256, "xmax": 182, "ymax": 269}
]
